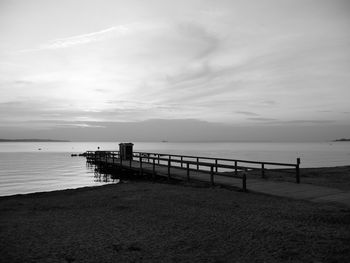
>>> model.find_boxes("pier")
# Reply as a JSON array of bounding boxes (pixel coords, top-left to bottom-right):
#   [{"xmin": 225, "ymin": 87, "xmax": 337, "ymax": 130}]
[
  {"xmin": 85, "ymin": 150, "xmax": 301, "ymax": 192},
  {"xmin": 84, "ymin": 149, "xmax": 350, "ymax": 207}
]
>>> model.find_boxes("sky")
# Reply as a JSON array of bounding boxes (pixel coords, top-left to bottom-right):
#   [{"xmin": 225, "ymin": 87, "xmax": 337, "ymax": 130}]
[{"xmin": 0, "ymin": 0, "xmax": 349, "ymax": 141}]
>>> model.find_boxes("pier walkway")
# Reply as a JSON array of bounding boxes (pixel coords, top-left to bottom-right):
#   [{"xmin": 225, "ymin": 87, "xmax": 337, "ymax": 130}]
[{"xmin": 86, "ymin": 151, "xmax": 350, "ymax": 207}]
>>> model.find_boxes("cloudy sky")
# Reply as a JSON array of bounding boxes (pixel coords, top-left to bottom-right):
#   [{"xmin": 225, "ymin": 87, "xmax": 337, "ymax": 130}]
[{"xmin": 0, "ymin": 0, "xmax": 349, "ymax": 141}]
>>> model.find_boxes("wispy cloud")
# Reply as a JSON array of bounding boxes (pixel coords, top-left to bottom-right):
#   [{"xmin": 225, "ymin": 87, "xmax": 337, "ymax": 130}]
[
  {"xmin": 177, "ymin": 21, "xmax": 220, "ymax": 59},
  {"xmin": 55, "ymin": 123, "xmax": 106, "ymax": 128},
  {"xmin": 42, "ymin": 26, "xmax": 128, "ymax": 49},
  {"xmin": 19, "ymin": 25, "xmax": 130, "ymax": 52},
  {"xmin": 246, "ymin": 117, "xmax": 336, "ymax": 125},
  {"xmin": 236, "ymin": 111, "xmax": 260, "ymax": 116},
  {"xmin": 248, "ymin": 117, "xmax": 278, "ymax": 122},
  {"xmin": 282, "ymin": 120, "xmax": 335, "ymax": 124}
]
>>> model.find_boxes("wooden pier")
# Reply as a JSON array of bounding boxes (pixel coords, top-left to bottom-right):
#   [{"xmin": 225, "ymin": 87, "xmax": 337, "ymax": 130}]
[{"xmin": 85, "ymin": 151, "xmax": 301, "ymax": 191}]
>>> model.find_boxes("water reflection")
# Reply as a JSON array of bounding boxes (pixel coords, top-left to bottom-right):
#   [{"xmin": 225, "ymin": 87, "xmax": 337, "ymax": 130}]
[{"xmin": 86, "ymin": 162, "xmax": 120, "ymax": 183}]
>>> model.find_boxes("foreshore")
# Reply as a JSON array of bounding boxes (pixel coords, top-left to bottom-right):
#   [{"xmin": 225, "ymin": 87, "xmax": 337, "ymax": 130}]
[
  {"xmin": 1, "ymin": 180, "xmax": 349, "ymax": 262},
  {"xmin": 236, "ymin": 165, "xmax": 350, "ymax": 191}
]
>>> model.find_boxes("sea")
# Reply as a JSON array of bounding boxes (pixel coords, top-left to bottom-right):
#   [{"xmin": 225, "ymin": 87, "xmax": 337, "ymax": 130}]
[{"xmin": 0, "ymin": 141, "xmax": 349, "ymax": 196}]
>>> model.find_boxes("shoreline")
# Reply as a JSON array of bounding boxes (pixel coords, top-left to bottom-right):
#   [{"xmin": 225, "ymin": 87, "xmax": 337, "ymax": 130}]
[
  {"xmin": 1, "ymin": 165, "xmax": 349, "ymax": 198},
  {"xmin": 1, "ymin": 181, "xmax": 349, "ymax": 262}
]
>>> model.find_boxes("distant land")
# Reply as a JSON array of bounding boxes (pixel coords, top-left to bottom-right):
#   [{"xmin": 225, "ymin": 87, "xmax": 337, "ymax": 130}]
[
  {"xmin": 0, "ymin": 139, "xmax": 70, "ymax": 142},
  {"xmin": 334, "ymin": 138, "xmax": 350, "ymax": 142}
]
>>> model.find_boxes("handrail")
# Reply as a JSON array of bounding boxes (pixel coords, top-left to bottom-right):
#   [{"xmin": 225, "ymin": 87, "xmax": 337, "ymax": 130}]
[
  {"xmin": 132, "ymin": 151, "xmax": 298, "ymax": 167},
  {"xmin": 85, "ymin": 150, "xmax": 299, "ymax": 168}
]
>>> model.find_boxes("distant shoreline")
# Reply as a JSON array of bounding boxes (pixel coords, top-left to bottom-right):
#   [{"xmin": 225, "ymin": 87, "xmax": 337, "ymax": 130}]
[
  {"xmin": 1, "ymin": 139, "xmax": 349, "ymax": 142},
  {"xmin": 334, "ymin": 138, "xmax": 350, "ymax": 142},
  {"xmin": 0, "ymin": 139, "xmax": 70, "ymax": 142}
]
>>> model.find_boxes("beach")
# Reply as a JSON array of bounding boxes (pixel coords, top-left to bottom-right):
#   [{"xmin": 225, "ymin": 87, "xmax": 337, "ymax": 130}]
[
  {"xmin": 1, "ymin": 180, "xmax": 349, "ymax": 263},
  {"xmin": 240, "ymin": 166, "xmax": 350, "ymax": 191}
]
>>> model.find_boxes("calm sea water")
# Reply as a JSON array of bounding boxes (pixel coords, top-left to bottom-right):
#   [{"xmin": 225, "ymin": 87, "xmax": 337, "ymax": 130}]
[{"xmin": 0, "ymin": 142, "xmax": 349, "ymax": 196}]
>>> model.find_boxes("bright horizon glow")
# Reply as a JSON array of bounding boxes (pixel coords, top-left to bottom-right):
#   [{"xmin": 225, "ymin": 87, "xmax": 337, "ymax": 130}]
[{"xmin": 0, "ymin": 0, "xmax": 350, "ymax": 141}]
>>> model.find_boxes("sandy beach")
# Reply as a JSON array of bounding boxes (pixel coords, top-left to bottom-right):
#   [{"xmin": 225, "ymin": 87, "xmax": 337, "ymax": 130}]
[
  {"xmin": 1, "ymin": 180, "xmax": 349, "ymax": 263},
  {"xmin": 237, "ymin": 166, "xmax": 350, "ymax": 191}
]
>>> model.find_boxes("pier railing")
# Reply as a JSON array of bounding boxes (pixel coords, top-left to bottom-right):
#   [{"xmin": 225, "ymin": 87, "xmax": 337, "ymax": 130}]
[{"xmin": 86, "ymin": 150, "xmax": 301, "ymax": 185}]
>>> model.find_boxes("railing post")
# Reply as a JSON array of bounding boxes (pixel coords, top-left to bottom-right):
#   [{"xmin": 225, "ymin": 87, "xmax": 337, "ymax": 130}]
[
  {"xmin": 197, "ymin": 157, "xmax": 199, "ymax": 171},
  {"xmin": 261, "ymin": 163, "xmax": 265, "ymax": 178},
  {"xmin": 129, "ymin": 154, "xmax": 132, "ymax": 168},
  {"xmin": 242, "ymin": 172, "xmax": 247, "ymax": 192},
  {"xmin": 139, "ymin": 155, "xmax": 143, "ymax": 176},
  {"xmin": 181, "ymin": 156, "xmax": 183, "ymax": 168},
  {"xmin": 215, "ymin": 159, "xmax": 218, "ymax": 173},
  {"xmin": 210, "ymin": 166, "xmax": 214, "ymax": 186},
  {"xmin": 168, "ymin": 159, "xmax": 171, "ymax": 179},
  {"xmin": 296, "ymin": 158, "xmax": 300, "ymax": 184},
  {"xmin": 234, "ymin": 161, "xmax": 238, "ymax": 177},
  {"xmin": 187, "ymin": 163, "xmax": 190, "ymax": 181},
  {"xmin": 158, "ymin": 154, "xmax": 160, "ymax": 164},
  {"xmin": 152, "ymin": 158, "xmax": 156, "ymax": 180}
]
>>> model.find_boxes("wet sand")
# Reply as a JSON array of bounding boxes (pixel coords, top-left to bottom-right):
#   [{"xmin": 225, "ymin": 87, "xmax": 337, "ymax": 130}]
[{"xmin": 1, "ymin": 180, "xmax": 349, "ymax": 263}]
